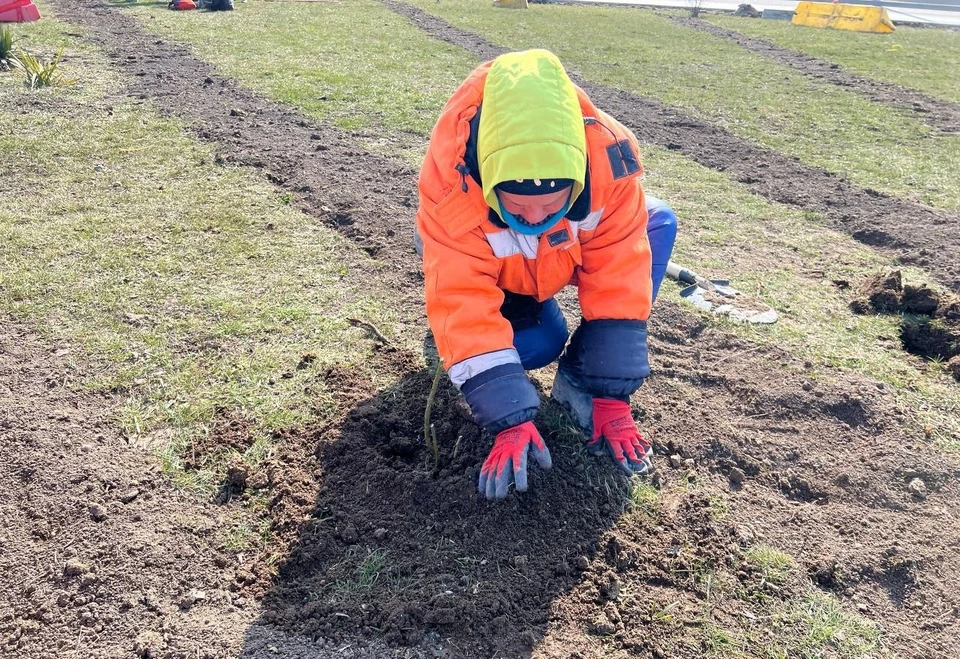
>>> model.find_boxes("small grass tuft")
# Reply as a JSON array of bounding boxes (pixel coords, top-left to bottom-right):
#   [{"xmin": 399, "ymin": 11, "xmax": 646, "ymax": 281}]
[
  {"xmin": 629, "ymin": 481, "xmax": 660, "ymax": 516},
  {"xmin": 335, "ymin": 548, "xmax": 390, "ymax": 596},
  {"xmin": 792, "ymin": 591, "xmax": 883, "ymax": 656},
  {"xmin": 11, "ymin": 46, "xmax": 74, "ymax": 89},
  {"xmin": 744, "ymin": 544, "xmax": 796, "ymax": 586},
  {"xmin": 707, "ymin": 493, "xmax": 730, "ymax": 520}
]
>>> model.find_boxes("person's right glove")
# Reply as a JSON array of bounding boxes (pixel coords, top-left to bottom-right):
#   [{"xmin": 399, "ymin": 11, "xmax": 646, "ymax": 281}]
[
  {"xmin": 478, "ymin": 421, "xmax": 553, "ymax": 500},
  {"xmin": 589, "ymin": 398, "xmax": 653, "ymax": 475}
]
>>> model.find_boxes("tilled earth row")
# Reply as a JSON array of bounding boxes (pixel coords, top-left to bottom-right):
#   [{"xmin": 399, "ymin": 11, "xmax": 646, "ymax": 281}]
[{"xmin": 7, "ymin": 0, "xmax": 960, "ymax": 657}]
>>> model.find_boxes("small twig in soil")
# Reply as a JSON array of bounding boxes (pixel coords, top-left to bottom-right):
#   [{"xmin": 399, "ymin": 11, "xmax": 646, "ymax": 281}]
[
  {"xmin": 424, "ymin": 360, "xmax": 443, "ymax": 469},
  {"xmin": 346, "ymin": 317, "xmax": 392, "ymax": 347},
  {"xmin": 709, "ymin": 344, "xmax": 761, "ymax": 368}
]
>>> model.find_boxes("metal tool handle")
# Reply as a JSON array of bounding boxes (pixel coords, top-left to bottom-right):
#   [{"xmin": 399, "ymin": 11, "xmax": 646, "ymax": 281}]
[
  {"xmin": 665, "ymin": 261, "xmax": 716, "ymax": 291},
  {"xmin": 666, "ymin": 261, "xmax": 698, "ymax": 285}
]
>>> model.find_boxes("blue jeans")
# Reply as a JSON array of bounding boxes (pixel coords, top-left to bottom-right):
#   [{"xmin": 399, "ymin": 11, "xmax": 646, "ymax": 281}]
[{"xmin": 511, "ymin": 195, "xmax": 678, "ymax": 369}]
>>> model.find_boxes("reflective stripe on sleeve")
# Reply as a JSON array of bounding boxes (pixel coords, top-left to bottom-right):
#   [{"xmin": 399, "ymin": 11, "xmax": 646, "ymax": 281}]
[
  {"xmin": 575, "ymin": 207, "xmax": 604, "ymax": 232},
  {"xmin": 448, "ymin": 348, "xmax": 522, "ymax": 389}
]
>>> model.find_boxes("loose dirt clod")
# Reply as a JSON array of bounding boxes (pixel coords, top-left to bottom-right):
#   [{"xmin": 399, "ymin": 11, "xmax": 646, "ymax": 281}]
[
  {"xmin": 180, "ymin": 589, "xmax": 207, "ymax": 610},
  {"xmin": 850, "ymin": 271, "xmax": 960, "ymax": 370},
  {"xmin": 64, "ymin": 559, "xmax": 90, "ymax": 577},
  {"xmin": 851, "ymin": 270, "xmax": 902, "ymax": 314},
  {"xmin": 948, "ymin": 356, "xmax": 960, "ymax": 380},
  {"xmin": 902, "ymin": 284, "xmax": 941, "ymax": 315},
  {"xmin": 907, "ymin": 478, "xmax": 927, "ymax": 499}
]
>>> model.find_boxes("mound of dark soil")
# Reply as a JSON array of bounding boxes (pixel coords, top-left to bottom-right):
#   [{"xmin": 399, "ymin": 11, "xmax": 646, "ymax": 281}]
[
  {"xmin": 849, "ymin": 271, "xmax": 960, "ymax": 374},
  {"xmin": 853, "ymin": 270, "xmax": 947, "ymax": 318},
  {"xmin": 248, "ymin": 347, "xmax": 745, "ymax": 657}
]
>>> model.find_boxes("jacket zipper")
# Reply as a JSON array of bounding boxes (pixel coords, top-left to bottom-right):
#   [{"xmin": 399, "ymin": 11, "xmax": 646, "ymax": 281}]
[{"xmin": 455, "ymin": 162, "xmax": 470, "ymax": 193}]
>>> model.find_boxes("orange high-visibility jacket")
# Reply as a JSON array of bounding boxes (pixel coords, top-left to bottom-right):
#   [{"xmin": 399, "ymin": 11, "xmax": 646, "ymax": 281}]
[{"xmin": 417, "ymin": 56, "xmax": 653, "ymax": 431}]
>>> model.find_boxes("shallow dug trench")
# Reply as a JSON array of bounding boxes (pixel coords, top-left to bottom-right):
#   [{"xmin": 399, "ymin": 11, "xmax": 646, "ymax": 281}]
[
  {"xmin": 212, "ymin": 302, "xmax": 960, "ymax": 659},
  {"xmin": 849, "ymin": 270, "xmax": 960, "ymax": 379}
]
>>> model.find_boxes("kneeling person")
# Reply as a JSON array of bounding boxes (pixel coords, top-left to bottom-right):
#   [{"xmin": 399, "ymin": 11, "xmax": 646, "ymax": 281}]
[{"xmin": 416, "ymin": 49, "xmax": 677, "ymax": 500}]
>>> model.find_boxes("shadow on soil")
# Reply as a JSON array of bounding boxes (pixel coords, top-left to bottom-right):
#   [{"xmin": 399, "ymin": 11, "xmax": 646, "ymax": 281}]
[{"xmin": 243, "ymin": 348, "xmax": 638, "ymax": 658}]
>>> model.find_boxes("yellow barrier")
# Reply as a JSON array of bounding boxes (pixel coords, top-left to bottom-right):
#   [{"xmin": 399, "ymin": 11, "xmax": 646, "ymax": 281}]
[
  {"xmin": 492, "ymin": 0, "xmax": 528, "ymax": 7},
  {"xmin": 793, "ymin": 2, "xmax": 895, "ymax": 33}
]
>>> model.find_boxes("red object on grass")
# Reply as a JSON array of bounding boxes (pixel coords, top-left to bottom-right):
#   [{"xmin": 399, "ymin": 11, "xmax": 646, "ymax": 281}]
[{"xmin": 0, "ymin": 0, "xmax": 40, "ymax": 22}]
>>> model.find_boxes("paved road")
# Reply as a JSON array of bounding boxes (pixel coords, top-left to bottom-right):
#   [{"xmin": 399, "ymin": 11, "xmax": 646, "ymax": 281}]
[{"xmin": 550, "ymin": 0, "xmax": 960, "ymax": 26}]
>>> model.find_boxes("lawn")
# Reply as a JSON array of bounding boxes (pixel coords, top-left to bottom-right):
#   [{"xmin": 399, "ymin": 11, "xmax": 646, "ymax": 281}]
[
  {"xmin": 1, "ymin": 11, "xmax": 411, "ymax": 490},
  {"xmin": 2, "ymin": 3, "xmax": 958, "ymax": 656}
]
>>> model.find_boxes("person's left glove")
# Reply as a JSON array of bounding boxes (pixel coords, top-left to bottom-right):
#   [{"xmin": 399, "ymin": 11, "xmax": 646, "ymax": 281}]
[
  {"xmin": 589, "ymin": 398, "xmax": 653, "ymax": 475},
  {"xmin": 478, "ymin": 421, "xmax": 553, "ymax": 500}
]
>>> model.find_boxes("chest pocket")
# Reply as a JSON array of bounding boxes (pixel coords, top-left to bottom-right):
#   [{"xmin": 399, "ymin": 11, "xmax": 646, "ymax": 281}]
[{"xmin": 536, "ymin": 222, "xmax": 582, "ymax": 299}]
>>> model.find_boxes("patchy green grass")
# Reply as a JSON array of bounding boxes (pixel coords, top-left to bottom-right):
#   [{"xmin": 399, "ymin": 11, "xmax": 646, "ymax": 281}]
[
  {"xmin": 697, "ymin": 544, "xmax": 885, "ymax": 659},
  {"xmin": 0, "ymin": 19, "xmax": 408, "ymax": 492},
  {"xmin": 120, "ymin": 0, "xmax": 476, "ymax": 162},
  {"xmin": 708, "ymin": 15, "xmax": 960, "ymax": 106},
  {"xmin": 792, "ymin": 591, "xmax": 884, "ymax": 657},
  {"xmin": 405, "ymin": 0, "xmax": 960, "ymax": 211},
  {"xmin": 703, "ymin": 594, "xmax": 884, "ymax": 658}
]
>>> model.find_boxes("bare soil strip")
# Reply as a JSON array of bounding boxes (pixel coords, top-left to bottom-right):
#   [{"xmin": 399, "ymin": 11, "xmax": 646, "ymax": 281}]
[
  {"xmin": 383, "ymin": 0, "xmax": 960, "ymax": 293},
  {"xmin": 32, "ymin": 1, "xmax": 960, "ymax": 658},
  {"xmin": 671, "ymin": 16, "xmax": 960, "ymax": 135}
]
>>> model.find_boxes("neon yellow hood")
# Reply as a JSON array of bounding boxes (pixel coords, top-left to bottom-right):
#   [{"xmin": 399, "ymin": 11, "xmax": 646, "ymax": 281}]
[{"xmin": 478, "ymin": 50, "xmax": 586, "ymax": 215}]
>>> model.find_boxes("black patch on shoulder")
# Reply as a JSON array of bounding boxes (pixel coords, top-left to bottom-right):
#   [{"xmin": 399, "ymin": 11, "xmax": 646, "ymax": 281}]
[
  {"xmin": 607, "ymin": 140, "xmax": 641, "ymax": 180},
  {"xmin": 547, "ymin": 229, "xmax": 570, "ymax": 247}
]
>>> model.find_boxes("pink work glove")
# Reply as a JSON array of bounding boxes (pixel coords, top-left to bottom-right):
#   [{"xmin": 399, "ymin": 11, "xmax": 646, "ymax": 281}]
[
  {"xmin": 478, "ymin": 421, "xmax": 552, "ymax": 500},
  {"xmin": 589, "ymin": 398, "xmax": 653, "ymax": 475}
]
